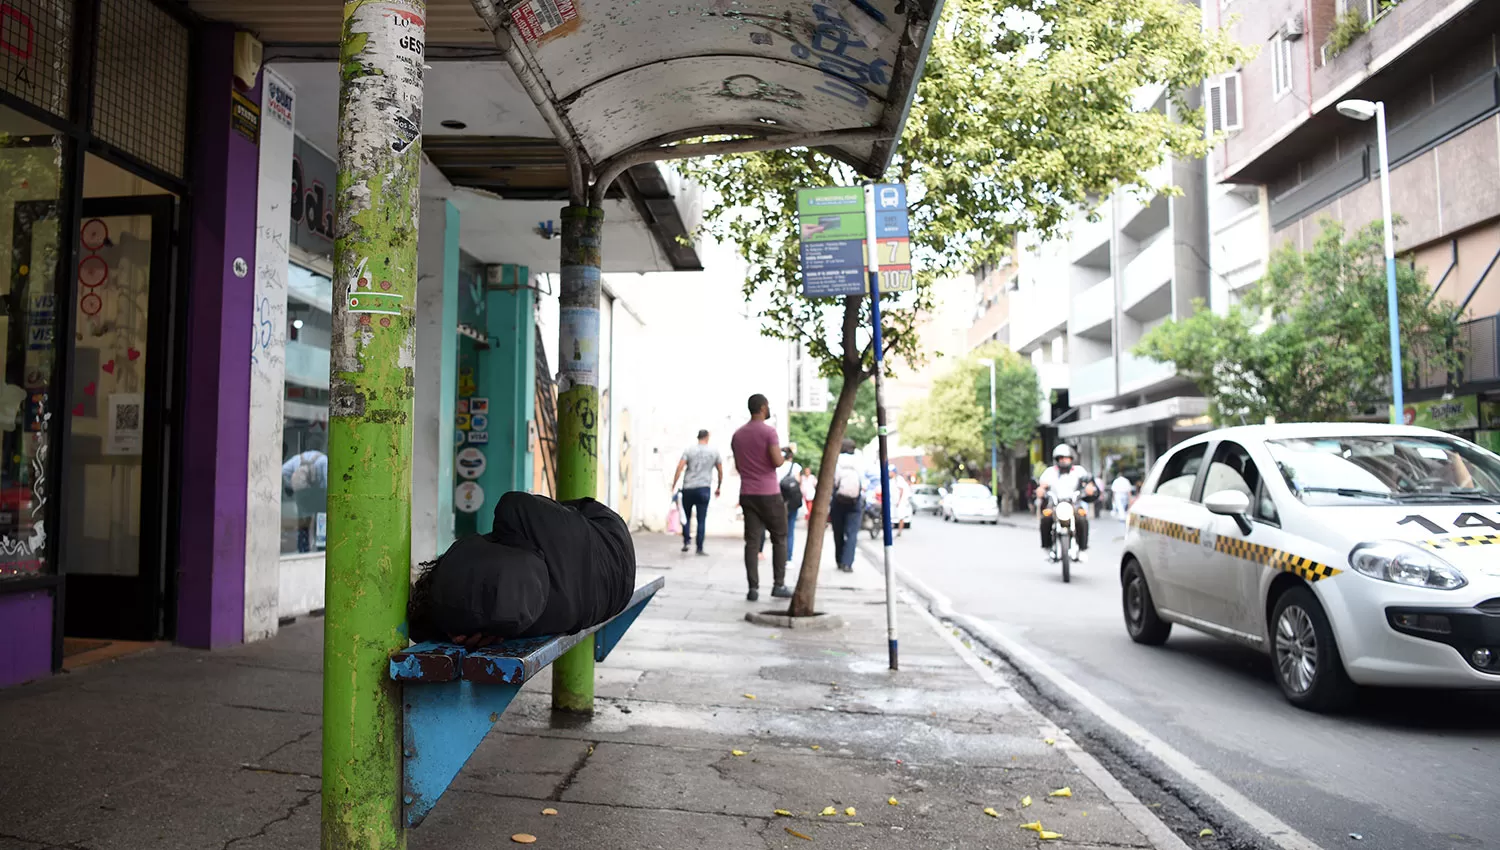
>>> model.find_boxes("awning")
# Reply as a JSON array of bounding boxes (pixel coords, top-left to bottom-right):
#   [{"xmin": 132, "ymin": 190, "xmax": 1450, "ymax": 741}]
[{"xmin": 1058, "ymin": 397, "xmax": 1210, "ymax": 440}]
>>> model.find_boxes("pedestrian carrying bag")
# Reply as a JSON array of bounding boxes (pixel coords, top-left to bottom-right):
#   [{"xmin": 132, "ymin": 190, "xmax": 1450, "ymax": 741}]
[
  {"xmin": 833, "ymin": 462, "xmax": 860, "ymax": 507},
  {"xmin": 779, "ymin": 467, "xmax": 800, "ymax": 503},
  {"xmin": 666, "ymin": 498, "xmax": 682, "ymax": 535}
]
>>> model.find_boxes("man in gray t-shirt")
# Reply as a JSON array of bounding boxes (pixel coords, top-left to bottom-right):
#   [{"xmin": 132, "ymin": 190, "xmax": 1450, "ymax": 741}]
[{"xmin": 671, "ymin": 429, "xmax": 723, "ymax": 554}]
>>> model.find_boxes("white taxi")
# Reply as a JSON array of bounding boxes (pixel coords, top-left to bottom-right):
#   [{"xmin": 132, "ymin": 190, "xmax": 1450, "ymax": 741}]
[{"xmin": 1122, "ymin": 423, "xmax": 1500, "ymax": 711}]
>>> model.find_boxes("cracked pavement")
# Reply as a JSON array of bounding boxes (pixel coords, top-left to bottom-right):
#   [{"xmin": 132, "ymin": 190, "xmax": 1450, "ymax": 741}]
[{"xmin": 0, "ymin": 532, "xmax": 1169, "ymax": 849}]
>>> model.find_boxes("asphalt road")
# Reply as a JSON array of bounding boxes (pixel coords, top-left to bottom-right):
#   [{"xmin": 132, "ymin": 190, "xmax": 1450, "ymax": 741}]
[{"xmin": 882, "ymin": 510, "xmax": 1500, "ymax": 850}]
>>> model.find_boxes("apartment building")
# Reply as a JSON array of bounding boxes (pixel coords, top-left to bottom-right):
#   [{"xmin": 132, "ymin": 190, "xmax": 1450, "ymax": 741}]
[
  {"xmin": 968, "ymin": 256, "xmax": 1016, "ymax": 351},
  {"xmin": 1206, "ymin": 0, "xmax": 1500, "ymax": 437}
]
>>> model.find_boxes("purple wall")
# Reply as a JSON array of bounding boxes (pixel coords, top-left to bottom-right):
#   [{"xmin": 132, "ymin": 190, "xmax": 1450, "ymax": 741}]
[
  {"xmin": 176, "ymin": 24, "xmax": 257, "ymax": 648},
  {"xmin": 0, "ymin": 591, "xmax": 52, "ymax": 686}
]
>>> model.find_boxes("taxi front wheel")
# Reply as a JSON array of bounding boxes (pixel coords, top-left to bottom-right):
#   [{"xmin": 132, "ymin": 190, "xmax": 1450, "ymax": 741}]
[
  {"xmin": 1270, "ymin": 586, "xmax": 1356, "ymax": 713},
  {"xmin": 1122, "ymin": 560, "xmax": 1170, "ymax": 645}
]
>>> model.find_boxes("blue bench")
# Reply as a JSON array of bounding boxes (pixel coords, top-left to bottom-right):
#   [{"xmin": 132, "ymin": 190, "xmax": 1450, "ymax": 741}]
[{"xmin": 389, "ymin": 574, "xmax": 664, "ymax": 827}]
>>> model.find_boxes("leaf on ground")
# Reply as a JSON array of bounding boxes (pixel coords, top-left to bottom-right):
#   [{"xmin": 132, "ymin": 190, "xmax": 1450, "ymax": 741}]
[
  {"xmin": 1043, "ymin": 738, "xmax": 1055, "ymax": 746},
  {"xmin": 743, "ymin": 694, "xmax": 757, "ymax": 700},
  {"xmin": 1199, "ymin": 828, "xmax": 1215, "ymax": 838},
  {"xmin": 511, "ymin": 835, "xmax": 537, "ymax": 845},
  {"xmin": 983, "ymin": 807, "xmax": 999, "ymax": 818},
  {"xmin": 810, "ymin": 745, "xmax": 821, "ymax": 750},
  {"xmin": 821, "ymin": 806, "xmax": 837, "ymax": 816},
  {"xmin": 785, "ymin": 827, "xmax": 812, "ymax": 841},
  {"xmin": 1021, "ymin": 796, "xmax": 1033, "ymax": 808},
  {"xmin": 1020, "ymin": 821, "xmax": 1044, "ymax": 833},
  {"xmin": 1039, "ymin": 830, "xmax": 1064, "ymax": 840},
  {"xmin": 845, "ymin": 807, "xmax": 857, "ymax": 817},
  {"xmin": 774, "ymin": 809, "xmax": 794, "ymax": 817},
  {"xmin": 887, "ymin": 797, "xmax": 900, "ymax": 806},
  {"xmin": 731, "ymin": 750, "xmax": 746, "ymax": 757},
  {"xmin": 1049, "ymin": 787, "xmax": 1072, "ymax": 798},
  {"xmin": 541, "ymin": 807, "xmax": 558, "ymax": 816}
]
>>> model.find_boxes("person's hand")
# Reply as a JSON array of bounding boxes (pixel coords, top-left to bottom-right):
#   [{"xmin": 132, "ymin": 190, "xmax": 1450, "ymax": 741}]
[{"xmin": 714, "ymin": 488, "xmax": 721, "ymax": 498}]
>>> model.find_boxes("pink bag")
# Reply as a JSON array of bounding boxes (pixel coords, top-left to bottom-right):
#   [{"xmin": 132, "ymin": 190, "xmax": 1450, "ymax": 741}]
[{"xmin": 666, "ymin": 503, "xmax": 682, "ymax": 535}]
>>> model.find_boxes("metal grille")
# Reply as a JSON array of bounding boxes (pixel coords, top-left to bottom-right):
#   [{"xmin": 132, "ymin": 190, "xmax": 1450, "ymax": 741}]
[
  {"xmin": 0, "ymin": 0, "xmax": 72, "ymax": 117},
  {"xmin": 91, "ymin": 0, "xmax": 189, "ymax": 178}
]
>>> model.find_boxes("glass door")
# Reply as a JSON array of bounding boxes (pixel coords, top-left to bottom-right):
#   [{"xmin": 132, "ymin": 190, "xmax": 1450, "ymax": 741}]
[{"xmin": 61, "ymin": 195, "xmax": 173, "ymax": 640}]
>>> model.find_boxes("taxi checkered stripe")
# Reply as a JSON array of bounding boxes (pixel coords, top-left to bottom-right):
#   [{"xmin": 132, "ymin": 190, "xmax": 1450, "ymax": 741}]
[
  {"xmin": 1423, "ymin": 533, "xmax": 1500, "ymax": 549},
  {"xmin": 1214, "ymin": 536, "xmax": 1341, "ymax": 582},
  {"xmin": 1130, "ymin": 513, "xmax": 1340, "ymax": 582},
  {"xmin": 1127, "ymin": 513, "xmax": 1200, "ymax": 545}
]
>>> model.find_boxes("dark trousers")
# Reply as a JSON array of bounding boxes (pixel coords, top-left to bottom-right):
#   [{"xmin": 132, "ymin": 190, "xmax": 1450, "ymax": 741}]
[
  {"xmin": 759, "ymin": 501, "xmax": 800, "ymax": 565},
  {"xmin": 829, "ymin": 499, "xmax": 862, "ymax": 568},
  {"xmin": 741, "ymin": 494, "xmax": 788, "ymax": 588},
  {"xmin": 1040, "ymin": 509, "xmax": 1089, "ymax": 550},
  {"xmin": 681, "ymin": 487, "xmax": 711, "ymax": 550}
]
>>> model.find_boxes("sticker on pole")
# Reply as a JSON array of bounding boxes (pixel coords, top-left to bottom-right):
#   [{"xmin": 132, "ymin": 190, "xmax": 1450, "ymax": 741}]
[
  {"xmin": 872, "ymin": 183, "xmax": 912, "ymax": 292},
  {"xmin": 456, "ymin": 446, "xmax": 487, "ymax": 480},
  {"xmin": 510, "ymin": 0, "xmax": 579, "ymax": 44},
  {"xmin": 455, "ymin": 481, "xmax": 485, "ymax": 513},
  {"xmin": 796, "ymin": 186, "xmax": 867, "ymax": 297}
]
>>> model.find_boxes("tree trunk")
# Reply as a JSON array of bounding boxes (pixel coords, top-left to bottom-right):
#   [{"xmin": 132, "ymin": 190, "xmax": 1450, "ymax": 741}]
[
  {"xmin": 998, "ymin": 447, "xmax": 1014, "ymax": 514},
  {"xmin": 790, "ymin": 369, "xmax": 860, "ymax": 616}
]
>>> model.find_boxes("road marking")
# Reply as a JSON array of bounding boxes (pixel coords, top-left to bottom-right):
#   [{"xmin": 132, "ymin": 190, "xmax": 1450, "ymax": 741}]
[{"xmin": 879, "ymin": 548, "xmax": 1326, "ymax": 850}]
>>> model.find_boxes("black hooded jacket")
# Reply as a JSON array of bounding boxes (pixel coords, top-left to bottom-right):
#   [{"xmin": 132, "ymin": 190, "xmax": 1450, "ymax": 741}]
[{"xmin": 424, "ymin": 492, "xmax": 636, "ymax": 639}]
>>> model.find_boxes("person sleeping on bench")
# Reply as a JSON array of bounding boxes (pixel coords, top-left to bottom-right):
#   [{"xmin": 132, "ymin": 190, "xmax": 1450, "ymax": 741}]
[{"xmin": 408, "ymin": 491, "xmax": 637, "ymax": 649}]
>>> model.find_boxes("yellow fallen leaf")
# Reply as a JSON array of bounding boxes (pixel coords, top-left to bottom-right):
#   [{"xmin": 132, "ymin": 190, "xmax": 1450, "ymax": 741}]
[
  {"xmin": 810, "ymin": 745, "xmax": 821, "ymax": 750},
  {"xmin": 785, "ymin": 827, "xmax": 812, "ymax": 841},
  {"xmin": 773, "ymin": 809, "xmax": 793, "ymax": 817},
  {"xmin": 821, "ymin": 806, "xmax": 837, "ymax": 816},
  {"xmin": 1043, "ymin": 738, "xmax": 1055, "ymax": 746},
  {"xmin": 541, "ymin": 807, "xmax": 558, "ymax": 816},
  {"xmin": 1020, "ymin": 821, "xmax": 1044, "ymax": 833},
  {"xmin": 1021, "ymin": 796, "xmax": 1033, "ymax": 808},
  {"xmin": 511, "ymin": 835, "xmax": 537, "ymax": 845},
  {"xmin": 1200, "ymin": 828, "xmax": 1215, "ymax": 838},
  {"xmin": 731, "ymin": 750, "xmax": 746, "ymax": 757},
  {"xmin": 1039, "ymin": 830, "xmax": 1064, "ymax": 840},
  {"xmin": 888, "ymin": 797, "xmax": 899, "ymax": 806},
  {"xmin": 983, "ymin": 807, "xmax": 999, "ymax": 818},
  {"xmin": 1049, "ymin": 787, "xmax": 1072, "ymax": 798},
  {"xmin": 743, "ymin": 694, "xmax": 756, "ymax": 700},
  {"xmin": 845, "ymin": 807, "xmax": 856, "ymax": 817}
]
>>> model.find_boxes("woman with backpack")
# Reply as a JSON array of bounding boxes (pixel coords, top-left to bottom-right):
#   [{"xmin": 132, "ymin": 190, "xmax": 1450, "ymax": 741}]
[
  {"xmin": 777, "ymin": 447, "xmax": 803, "ymax": 569},
  {"xmin": 829, "ymin": 438, "xmax": 865, "ymax": 573}
]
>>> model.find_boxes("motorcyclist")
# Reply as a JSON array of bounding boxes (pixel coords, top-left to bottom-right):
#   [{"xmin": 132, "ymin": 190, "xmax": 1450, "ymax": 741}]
[{"xmin": 1036, "ymin": 444, "xmax": 1097, "ymax": 562}]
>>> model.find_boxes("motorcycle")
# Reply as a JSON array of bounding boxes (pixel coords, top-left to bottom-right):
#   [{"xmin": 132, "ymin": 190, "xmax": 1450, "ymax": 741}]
[
  {"xmin": 1043, "ymin": 488, "xmax": 1086, "ymax": 583},
  {"xmin": 862, "ymin": 498, "xmax": 883, "ymax": 539}
]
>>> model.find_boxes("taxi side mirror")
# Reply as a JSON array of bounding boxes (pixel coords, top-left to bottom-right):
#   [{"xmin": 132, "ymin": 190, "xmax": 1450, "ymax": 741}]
[{"xmin": 1204, "ymin": 489, "xmax": 1253, "ymax": 535}]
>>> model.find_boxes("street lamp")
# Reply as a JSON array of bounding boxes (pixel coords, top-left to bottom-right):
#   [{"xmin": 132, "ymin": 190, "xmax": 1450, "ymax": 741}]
[{"xmin": 1336, "ymin": 98, "xmax": 1404, "ymax": 424}]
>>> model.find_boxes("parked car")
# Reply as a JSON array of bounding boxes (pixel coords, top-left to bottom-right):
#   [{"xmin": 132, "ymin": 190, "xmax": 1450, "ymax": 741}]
[
  {"xmin": 911, "ymin": 484, "xmax": 943, "ymax": 515},
  {"xmin": 1122, "ymin": 423, "xmax": 1500, "ymax": 711},
  {"xmin": 942, "ymin": 481, "xmax": 1000, "ymax": 524}
]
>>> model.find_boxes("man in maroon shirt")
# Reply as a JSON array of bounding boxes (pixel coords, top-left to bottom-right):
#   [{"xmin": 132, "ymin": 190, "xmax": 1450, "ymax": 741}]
[{"xmin": 730, "ymin": 393, "xmax": 789, "ymax": 601}]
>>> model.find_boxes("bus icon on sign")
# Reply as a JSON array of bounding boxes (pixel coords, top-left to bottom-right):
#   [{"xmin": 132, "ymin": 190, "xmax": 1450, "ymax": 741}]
[{"xmin": 878, "ymin": 187, "xmax": 899, "ymax": 209}]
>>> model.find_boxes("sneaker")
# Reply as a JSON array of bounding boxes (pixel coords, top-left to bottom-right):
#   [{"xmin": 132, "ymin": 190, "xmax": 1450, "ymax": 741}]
[
  {"xmin": 838, "ymin": 565, "xmax": 854, "ymax": 573},
  {"xmin": 681, "ymin": 542, "xmax": 690, "ymax": 552},
  {"xmin": 696, "ymin": 548, "xmax": 708, "ymax": 556},
  {"xmin": 771, "ymin": 585, "xmax": 792, "ymax": 598},
  {"xmin": 1077, "ymin": 550, "xmax": 1089, "ymax": 563},
  {"xmin": 746, "ymin": 588, "xmax": 760, "ymax": 602}
]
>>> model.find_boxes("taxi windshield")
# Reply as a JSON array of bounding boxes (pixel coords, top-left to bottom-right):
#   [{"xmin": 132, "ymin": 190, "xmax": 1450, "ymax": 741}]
[{"xmin": 1266, "ymin": 435, "xmax": 1500, "ymax": 505}]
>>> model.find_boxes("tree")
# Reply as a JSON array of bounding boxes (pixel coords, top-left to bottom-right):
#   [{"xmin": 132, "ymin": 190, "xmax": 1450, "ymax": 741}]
[
  {"xmin": 1135, "ymin": 219, "xmax": 1465, "ymax": 423},
  {"xmin": 789, "ymin": 374, "xmax": 876, "ymax": 477},
  {"xmin": 900, "ymin": 343, "xmax": 1040, "ymax": 508},
  {"xmin": 681, "ymin": 0, "xmax": 1249, "ymax": 616}
]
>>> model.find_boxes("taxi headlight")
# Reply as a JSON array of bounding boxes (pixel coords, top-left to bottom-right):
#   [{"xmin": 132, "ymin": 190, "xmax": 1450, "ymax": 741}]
[{"xmin": 1349, "ymin": 541, "xmax": 1468, "ymax": 590}]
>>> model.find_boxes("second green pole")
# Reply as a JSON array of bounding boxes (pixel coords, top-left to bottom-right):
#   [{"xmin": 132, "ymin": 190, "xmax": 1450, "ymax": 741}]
[{"xmin": 552, "ymin": 204, "xmax": 604, "ymax": 713}]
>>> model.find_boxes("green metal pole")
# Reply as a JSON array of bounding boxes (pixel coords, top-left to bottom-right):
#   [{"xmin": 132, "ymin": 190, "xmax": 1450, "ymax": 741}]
[
  {"xmin": 320, "ymin": 1, "xmax": 425, "ymax": 847},
  {"xmin": 552, "ymin": 204, "xmax": 604, "ymax": 713}
]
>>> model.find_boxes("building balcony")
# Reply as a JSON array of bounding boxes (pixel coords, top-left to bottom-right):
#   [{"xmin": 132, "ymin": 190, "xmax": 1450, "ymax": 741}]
[
  {"xmin": 1119, "ymin": 351, "xmax": 1178, "ymax": 395},
  {"xmin": 1071, "ymin": 357, "xmax": 1117, "ymax": 405},
  {"xmin": 1121, "ymin": 235, "xmax": 1173, "ymax": 318},
  {"xmin": 1068, "ymin": 214, "xmax": 1112, "ymax": 268},
  {"xmin": 1069, "ymin": 278, "xmax": 1115, "ymax": 341},
  {"xmin": 1009, "ymin": 284, "xmax": 1070, "ymax": 353}
]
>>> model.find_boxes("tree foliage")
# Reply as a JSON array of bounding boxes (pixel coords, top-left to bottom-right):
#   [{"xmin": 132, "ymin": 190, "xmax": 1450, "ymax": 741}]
[
  {"xmin": 1135, "ymin": 219, "xmax": 1465, "ymax": 424},
  {"xmin": 901, "ymin": 343, "xmax": 1040, "ymax": 478},
  {"xmin": 789, "ymin": 374, "xmax": 876, "ymax": 476},
  {"xmin": 678, "ymin": 0, "xmax": 1249, "ymax": 614}
]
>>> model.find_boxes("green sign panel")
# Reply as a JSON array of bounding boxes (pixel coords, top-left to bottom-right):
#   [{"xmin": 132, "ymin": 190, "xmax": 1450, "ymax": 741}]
[{"xmin": 1402, "ymin": 395, "xmax": 1479, "ymax": 431}]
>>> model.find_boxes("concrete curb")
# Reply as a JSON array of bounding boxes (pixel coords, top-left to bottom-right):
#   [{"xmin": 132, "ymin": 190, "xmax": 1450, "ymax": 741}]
[
  {"xmin": 744, "ymin": 610, "xmax": 847, "ymax": 630},
  {"xmin": 853, "ymin": 543, "xmax": 1195, "ymax": 850}
]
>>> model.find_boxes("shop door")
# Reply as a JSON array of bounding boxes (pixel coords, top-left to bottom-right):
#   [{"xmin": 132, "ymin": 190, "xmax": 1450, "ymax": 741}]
[{"xmin": 61, "ymin": 196, "xmax": 175, "ymax": 640}]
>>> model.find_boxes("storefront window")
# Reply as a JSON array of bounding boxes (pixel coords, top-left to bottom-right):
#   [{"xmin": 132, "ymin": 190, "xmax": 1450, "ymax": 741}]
[
  {"xmin": 0, "ymin": 106, "xmax": 68, "ymax": 580},
  {"xmin": 281, "ymin": 263, "xmax": 331, "ymax": 555}
]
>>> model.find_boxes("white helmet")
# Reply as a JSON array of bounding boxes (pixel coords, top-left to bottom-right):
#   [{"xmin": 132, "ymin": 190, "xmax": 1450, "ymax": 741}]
[{"xmin": 1053, "ymin": 444, "xmax": 1075, "ymax": 460}]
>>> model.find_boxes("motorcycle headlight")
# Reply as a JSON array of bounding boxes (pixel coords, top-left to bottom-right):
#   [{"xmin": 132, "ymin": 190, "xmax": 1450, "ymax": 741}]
[{"xmin": 1349, "ymin": 540, "xmax": 1468, "ymax": 590}]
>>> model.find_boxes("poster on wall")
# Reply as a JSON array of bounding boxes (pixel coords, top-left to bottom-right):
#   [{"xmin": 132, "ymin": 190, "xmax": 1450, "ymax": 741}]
[
  {"xmin": 1402, "ymin": 396, "xmax": 1479, "ymax": 431},
  {"xmin": 456, "ymin": 446, "xmax": 486, "ymax": 480},
  {"xmin": 104, "ymin": 393, "xmax": 143, "ymax": 455},
  {"xmin": 455, "ymin": 481, "xmax": 484, "ymax": 513},
  {"xmin": 315, "ymin": 512, "xmax": 327, "ymax": 548}
]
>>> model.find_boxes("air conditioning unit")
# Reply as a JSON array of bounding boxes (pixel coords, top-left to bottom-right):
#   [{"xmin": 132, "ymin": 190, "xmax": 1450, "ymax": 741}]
[{"xmin": 1281, "ymin": 13, "xmax": 1305, "ymax": 40}]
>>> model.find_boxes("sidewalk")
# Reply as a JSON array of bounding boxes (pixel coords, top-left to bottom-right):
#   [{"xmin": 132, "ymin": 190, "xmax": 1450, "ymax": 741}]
[{"xmin": 0, "ymin": 529, "xmax": 1176, "ymax": 849}]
